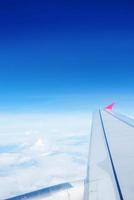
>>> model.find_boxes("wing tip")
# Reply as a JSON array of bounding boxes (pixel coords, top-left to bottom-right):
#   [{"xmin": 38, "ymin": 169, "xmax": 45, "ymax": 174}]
[{"xmin": 104, "ymin": 102, "xmax": 115, "ymax": 111}]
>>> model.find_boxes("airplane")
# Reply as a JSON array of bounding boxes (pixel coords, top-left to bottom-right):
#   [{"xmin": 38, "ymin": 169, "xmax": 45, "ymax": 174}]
[{"xmin": 6, "ymin": 103, "xmax": 134, "ymax": 200}]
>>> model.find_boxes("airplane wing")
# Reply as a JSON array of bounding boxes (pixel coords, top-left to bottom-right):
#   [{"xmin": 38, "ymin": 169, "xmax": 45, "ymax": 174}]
[
  {"xmin": 6, "ymin": 106, "xmax": 134, "ymax": 200},
  {"xmin": 6, "ymin": 180, "xmax": 84, "ymax": 200},
  {"xmin": 84, "ymin": 107, "xmax": 134, "ymax": 200}
]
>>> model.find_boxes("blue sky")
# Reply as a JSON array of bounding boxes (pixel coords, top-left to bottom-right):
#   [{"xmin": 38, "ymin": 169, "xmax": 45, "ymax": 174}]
[{"xmin": 0, "ymin": 0, "xmax": 134, "ymax": 113}]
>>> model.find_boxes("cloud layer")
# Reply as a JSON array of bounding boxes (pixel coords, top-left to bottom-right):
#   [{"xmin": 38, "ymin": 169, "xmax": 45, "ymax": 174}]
[{"xmin": 0, "ymin": 112, "xmax": 90, "ymax": 199}]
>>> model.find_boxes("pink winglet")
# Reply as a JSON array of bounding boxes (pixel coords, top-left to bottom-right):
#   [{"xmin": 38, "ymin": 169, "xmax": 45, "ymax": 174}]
[{"xmin": 105, "ymin": 103, "xmax": 115, "ymax": 110}]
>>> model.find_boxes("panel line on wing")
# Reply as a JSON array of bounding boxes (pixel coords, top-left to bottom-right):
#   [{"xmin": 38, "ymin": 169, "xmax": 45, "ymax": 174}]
[{"xmin": 104, "ymin": 110, "xmax": 134, "ymax": 128}]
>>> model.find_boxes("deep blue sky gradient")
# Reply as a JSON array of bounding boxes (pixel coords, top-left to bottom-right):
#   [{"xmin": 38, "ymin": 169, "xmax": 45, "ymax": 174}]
[{"xmin": 0, "ymin": 0, "xmax": 134, "ymax": 113}]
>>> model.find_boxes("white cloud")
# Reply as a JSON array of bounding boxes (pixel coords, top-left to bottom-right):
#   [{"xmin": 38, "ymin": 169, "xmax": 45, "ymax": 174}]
[{"xmin": 0, "ymin": 112, "xmax": 91, "ymax": 199}]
